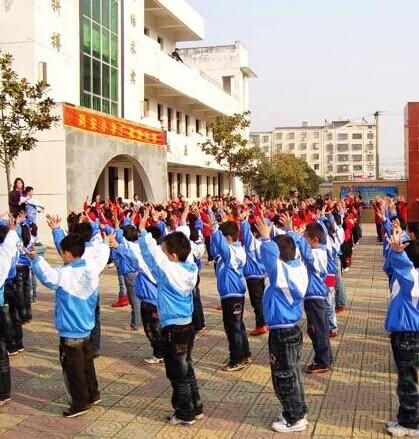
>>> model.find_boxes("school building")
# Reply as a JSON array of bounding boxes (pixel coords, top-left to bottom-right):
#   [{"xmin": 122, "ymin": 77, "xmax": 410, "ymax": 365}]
[{"xmin": 0, "ymin": 0, "xmax": 256, "ymax": 240}]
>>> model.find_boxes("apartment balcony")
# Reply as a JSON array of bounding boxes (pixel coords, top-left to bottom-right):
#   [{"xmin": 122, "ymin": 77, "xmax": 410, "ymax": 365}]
[
  {"xmin": 166, "ymin": 131, "xmax": 221, "ymax": 170},
  {"xmin": 141, "ymin": 36, "xmax": 241, "ymax": 118},
  {"xmin": 144, "ymin": 0, "xmax": 204, "ymax": 41}
]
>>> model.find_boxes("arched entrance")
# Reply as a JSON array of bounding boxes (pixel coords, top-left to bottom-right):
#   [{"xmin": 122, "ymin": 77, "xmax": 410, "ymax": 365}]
[{"xmin": 93, "ymin": 155, "xmax": 149, "ymax": 201}]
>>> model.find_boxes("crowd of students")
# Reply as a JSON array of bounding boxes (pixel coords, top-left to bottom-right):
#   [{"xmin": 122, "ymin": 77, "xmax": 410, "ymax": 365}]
[{"xmin": 0, "ymin": 180, "xmax": 417, "ymax": 436}]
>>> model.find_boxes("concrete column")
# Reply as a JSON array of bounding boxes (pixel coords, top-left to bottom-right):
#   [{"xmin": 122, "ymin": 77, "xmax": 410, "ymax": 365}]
[
  {"xmin": 172, "ymin": 172, "xmax": 177, "ymax": 200},
  {"xmin": 103, "ymin": 167, "xmax": 109, "ymax": 199},
  {"xmin": 207, "ymin": 175, "xmax": 213, "ymax": 196},
  {"xmin": 179, "ymin": 173, "xmax": 186, "ymax": 197},
  {"xmin": 117, "ymin": 166, "xmax": 125, "ymax": 198},
  {"xmin": 128, "ymin": 166, "xmax": 134, "ymax": 200}
]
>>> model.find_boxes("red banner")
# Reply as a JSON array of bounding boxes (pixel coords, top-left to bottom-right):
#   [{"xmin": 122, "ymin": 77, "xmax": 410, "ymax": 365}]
[{"xmin": 63, "ymin": 104, "xmax": 165, "ymax": 146}]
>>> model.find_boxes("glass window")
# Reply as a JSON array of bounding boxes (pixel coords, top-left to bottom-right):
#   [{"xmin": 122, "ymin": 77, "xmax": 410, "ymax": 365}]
[
  {"xmin": 313, "ymin": 164, "xmax": 319, "ymax": 170},
  {"xmin": 352, "ymin": 154, "xmax": 362, "ymax": 162},
  {"xmin": 337, "ymin": 143, "xmax": 349, "ymax": 152},
  {"xmin": 262, "ymin": 135, "xmax": 269, "ymax": 143},
  {"xmin": 352, "ymin": 144, "xmax": 362, "ymax": 151},
  {"xmin": 81, "ymin": 0, "xmax": 119, "ymax": 115},
  {"xmin": 338, "ymin": 154, "xmax": 349, "ymax": 162},
  {"xmin": 275, "ymin": 133, "xmax": 282, "ymax": 140},
  {"xmin": 337, "ymin": 133, "xmax": 348, "ymax": 140},
  {"xmin": 313, "ymin": 132, "xmax": 319, "ymax": 139},
  {"xmin": 367, "ymin": 132, "xmax": 374, "ymax": 139},
  {"xmin": 287, "ymin": 132, "xmax": 295, "ymax": 140},
  {"xmin": 352, "ymin": 133, "xmax": 362, "ymax": 139}
]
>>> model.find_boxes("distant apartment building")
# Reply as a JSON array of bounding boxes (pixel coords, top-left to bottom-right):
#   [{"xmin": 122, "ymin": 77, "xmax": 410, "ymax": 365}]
[{"xmin": 250, "ymin": 120, "xmax": 377, "ymax": 181}]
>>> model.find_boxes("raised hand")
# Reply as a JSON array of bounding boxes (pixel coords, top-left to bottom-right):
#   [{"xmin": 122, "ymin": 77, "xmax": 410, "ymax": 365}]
[
  {"xmin": 388, "ymin": 229, "xmax": 409, "ymax": 253},
  {"xmin": 46, "ymin": 214, "xmax": 62, "ymax": 230},
  {"xmin": 139, "ymin": 207, "xmax": 150, "ymax": 231},
  {"xmin": 254, "ymin": 217, "xmax": 272, "ymax": 240},
  {"xmin": 279, "ymin": 212, "xmax": 292, "ymax": 231},
  {"xmin": 106, "ymin": 233, "xmax": 119, "ymax": 249}
]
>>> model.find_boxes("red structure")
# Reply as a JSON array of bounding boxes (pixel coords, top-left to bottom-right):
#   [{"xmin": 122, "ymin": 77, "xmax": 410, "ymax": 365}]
[{"xmin": 404, "ymin": 103, "xmax": 419, "ymax": 220}]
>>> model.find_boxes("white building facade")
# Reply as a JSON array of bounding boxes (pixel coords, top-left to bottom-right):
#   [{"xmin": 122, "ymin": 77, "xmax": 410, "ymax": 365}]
[
  {"xmin": 0, "ymin": 0, "xmax": 255, "ymax": 240},
  {"xmin": 250, "ymin": 120, "xmax": 377, "ymax": 181}
]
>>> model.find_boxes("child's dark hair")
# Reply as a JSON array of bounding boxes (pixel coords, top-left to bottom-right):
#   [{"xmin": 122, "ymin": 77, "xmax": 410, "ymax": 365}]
[
  {"xmin": 30, "ymin": 223, "xmax": 38, "ymax": 238},
  {"xmin": 0, "ymin": 225, "xmax": 8, "ymax": 244},
  {"xmin": 24, "ymin": 186, "xmax": 34, "ymax": 194},
  {"xmin": 219, "ymin": 221, "xmax": 239, "ymax": 241},
  {"xmin": 273, "ymin": 235, "xmax": 296, "ymax": 262},
  {"xmin": 162, "ymin": 231, "xmax": 191, "ymax": 262},
  {"xmin": 20, "ymin": 224, "xmax": 31, "ymax": 247},
  {"xmin": 405, "ymin": 240, "xmax": 419, "ymax": 269},
  {"xmin": 305, "ymin": 223, "xmax": 325, "ymax": 243},
  {"xmin": 73, "ymin": 223, "xmax": 93, "ymax": 243},
  {"xmin": 67, "ymin": 212, "xmax": 80, "ymax": 233},
  {"xmin": 146, "ymin": 225, "xmax": 163, "ymax": 245},
  {"xmin": 60, "ymin": 234, "xmax": 85, "ymax": 258},
  {"xmin": 122, "ymin": 225, "xmax": 139, "ymax": 242},
  {"xmin": 407, "ymin": 221, "xmax": 419, "ymax": 240}
]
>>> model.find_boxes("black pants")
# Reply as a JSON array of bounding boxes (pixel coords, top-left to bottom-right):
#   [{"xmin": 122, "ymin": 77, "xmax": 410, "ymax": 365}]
[
  {"xmin": 391, "ymin": 332, "xmax": 419, "ymax": 430},
  {"xmin": 4, "ymin": 282, "xmax": 23, "ymax": 351},
  {"xmin": 221, "ymin": 296, "xmax": 251, "ymax": 365},
  {"xmin": 16, "ymin": 266, "xmax": 32, "ymax": 322},
  {"xmin": 59, "ymin": 337, "xmax": 99, "ymax": 411},
  {"xmin": 192, "ymin": 275, "xmax": 206, "ymax": 332},
  {"xmin": 340, "ymin": 240, "xmax": 353, "ymax": 269},
  {"xmin": 90, "ymin": 298, "xmax": 100, "ymax": 353},
  {"xmin": 269, "ymin": 326, "xmax": 307, "ymax": 425},
  {"xmin": 304, "ymin": 300, "xmax": 332, "ymax": 368},
  {"xmin": 375, "ymin": 223, "xmax": 382, "ymax": 242},
  {"xmin": 162, "ymin": 323, "xmax": 202, "ymax": 422},
  {"xmin": 0, "ymin": 307, "xmax": 11, "ymax": 402},
  {"xmin": 141, "ymin": 302, "xmax": 164, "ymax": 359},
  {"xmin": 204, "ymin": 236, "xmax": 213, "ymax": 262},
  {"xmin": 246, "ymin": 277, "xmax": 265, "ymax": 328}
]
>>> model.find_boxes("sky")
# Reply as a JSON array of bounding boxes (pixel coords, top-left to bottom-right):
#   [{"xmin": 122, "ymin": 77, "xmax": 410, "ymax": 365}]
[{"xmin": 186, "ymin": 0, "xmax": 419, "ymax": 176}]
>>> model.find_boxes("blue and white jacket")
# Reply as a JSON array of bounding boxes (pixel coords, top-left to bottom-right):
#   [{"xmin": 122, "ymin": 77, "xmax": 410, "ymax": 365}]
[
  {"xmin": 114, "ymin": 236, "xmax": 159, "ymax": 306},
  {"xmin": 33, "ymin": 257, "xmax": 100, "ymax": 338},
  {"xmin": 52, "ymin": 227, "xmax": 110, "ymax": 275},
  {"xmin": 0, "ymin": 231, "xmax": 20, "ymax": 306},
  {"xmin": 385, "ymin": 249, "xmax": 419, "ymax": 332},
  {"xmin": 240, "ymin": 220, "xmax": 266, "ymax": 279},
  {"xmin": 139, "ymin": 230, "xmax": 198, "ymax": 327},
  {"xmin": 261, "ymin": 239, "xmax": 308, "ymax": 329},
  {"xmin": 289, "ymin": 230, "xmax": 328, "ymax": 299},
  {"xmin": 211, "ymin": 229, "xmax": 247, "ymax": 299}
]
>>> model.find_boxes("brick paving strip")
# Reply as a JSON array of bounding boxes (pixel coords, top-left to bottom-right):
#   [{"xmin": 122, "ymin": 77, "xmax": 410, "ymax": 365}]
[{"xmin": 0, "ymin": 224, "xmax": 395, "ymax": 438}]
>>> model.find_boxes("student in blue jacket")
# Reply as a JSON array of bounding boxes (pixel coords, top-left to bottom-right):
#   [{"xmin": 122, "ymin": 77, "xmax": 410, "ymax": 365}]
[
  {"xmin": 211, "ymin": 217, "xmax": 250, "ymax": 372},
  {"xmin": 137, "ymin": 209, "xmax": 202, "ymax": 426},
  {"xmin": 0, "ymin": 217, "xmax": 20, "ymax": 408},
  {"xmin": 385, "ymin": 230, "xmax": 419, "ymax": 438},
  {"xmin": 30, "ymin": 233, "xmax": 101, "ymax": 418},
  {"xmin": 255, "ymin": 218, "xmax": 309, "ymax": 434}
]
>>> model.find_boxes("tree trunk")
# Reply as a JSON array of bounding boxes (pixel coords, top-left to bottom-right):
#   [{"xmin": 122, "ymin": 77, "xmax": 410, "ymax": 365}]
[{"xmin": 5, "ymin": 163, "xmax": 11, "ymax": 192}]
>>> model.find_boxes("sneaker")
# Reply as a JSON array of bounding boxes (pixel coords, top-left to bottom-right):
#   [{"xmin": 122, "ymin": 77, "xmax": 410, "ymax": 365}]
[
  {"xmin": 0, "ymin": 398, "xmax": 11, "ymax": 409},
  {"xmin": 63, "ymin": 406, "xmax": 90, "ymax": 418},
  {"xmin": 329, "ymin": 330, "xmax": 338, "ymax": 338},
  {"xmin": 387, "ymin": 423, "xmax": 419, "ymax": 437},
  {"xmin": 306, "ymin": 363, "xmax": 330, "ymax": 374},
  {"xmin": 272, "ymin": 417, "xmax": 308, "ymax": 433},
  {"xmin": 166, "ymin": 414, "xmax": 196, "ymax": 426},
  {"xmin": 195, "ymin": 413, "xmax": 205, "ymax": 420},
  {"xmin": 7, "ymin": 348, "xmax": 19, "ymax": 357},
  {"xmin": 111, "ymin": 297, "xmax": 129, "ymax": 308},
  {"xmin": 249, "ymin": 325, "xmax": 268, "ymax": 336},
  {"xmin": 88, "ymin": 396, "xmax": 102, "ymax": 406},
  {"xmin": 17, "ymin": 344, "xmax": 24, "ymax": 353},
  {"xmin": 335, "ymin": 306, "xmax": 345, "ymax": 313},
  {"xmin": 222, "ymin": 362, "xmax": 248, "ymax": 372},
  {"xmin": 144, "ymin": 356, "xmax": 164, "ymax": 365}
]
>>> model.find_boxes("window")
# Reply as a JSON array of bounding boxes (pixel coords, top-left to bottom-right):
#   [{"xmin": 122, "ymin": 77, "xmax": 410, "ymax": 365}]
[
  {"xmin": 185, "ymin": 174, "xmax": 190, "ymax": 198},
  {"xmin": 222, "ymin": 76, "xmax": 232, "ymax": 95},
  {"xmin": 327, "ymin": 154, "xmax": 333, "ymax": 163},
  {"xmin": 337, "ymin": 164, "xmax": 349, "ymax": 173},
  {"xmin": 353, "ymin": 165, "xmax": 362, "ymax": 172},
  {"xmin": 157, "ymin": 36, "xmax": 164, "ymax": 50},
  {"xmin": 300, "ymin": 154, "xmax": 307, "ymax": 160},
  {"xmin": 352, "ymin": 133, "xmax": 363, "ymax": 139},
  {"xmin": 366, "ymin": 154, "xmax": 374, "ymax": 161},
  {"xmin": 299, "ymin": 143, "xmax": 307, "ymax": 150},
  {"xmin": 288, "ymin": 143, "xmax": 295, "ymax": 150},
  {"xmin": 275, "ymin": 133, "xmax": 282, "ymax": 140},
  {"xmin": 311, "ymin": 154, "xmax": 319, "ymax": 161},
  {"xmin": 185, "ymin": 115, "xmax": 190, "ymax": 136},
  {"xmin": 196, "ymin": 175, "xmax": 201, "ymax": 198},
  {"xmin": 338, "ymin": 154, "xmax": 349, "ymax": 162},
  {"xmin": 312, "ymin": 143, "xmax": 319, "ymax": 150},
  {"xmin": 263, "ymin": 146, "xmax": 270, "ymax": 154},
  {"xmin": 352, "ymin": 144, "xmax": 362, "ymax": 151},
  {"xmin": 80, "ymin": 0, "xmax": 119, "ymax": 115},
  {"xmin": 167, "ymin": 108, "xmax": 173, "ymax": 132},
  {"xmin": 143, "ymin": 99, "xmax": 149, "ymax": 117},
  {"xmin": 176, "ymin": 112, "xmax": 182, "ymax": 134},
  {"xmin": 157, "ymin": 103, "xmax": 163, "ymax": 123},
  {"xmin": 312, "ymin": 132, "xmax": 320, "ymax": 139},
  {"xmin": 337, "ymin": 143, "xmax": 349, "ymax": 152},
  {"xmin": 313, "ymin": 164, "xmax": 319, "ymax": 170},
  {"xmin": 287, "ymin": 132, "xmax": 295, "ymax": 140},
  {"xmin": 352, "ymin": 154, "xmax": 362, "ymax": 162},
  {"xmin": 262, "ymin": 135, "xmax": 270, "ymax": 143},
  {"xmin": 337, "ymin": 133, "xmax": 348, "ymax": 140},
  {"xmin": 326, "ymin": 133, "xmax": 333, "ymax": 141},
  {"xmin": 195, "ymin": 119, "xmax": 201, "ymax": 134},
  {"xmin": 326, "ymin": 144, "xmax": 333, "ymax": 153},
  {"xmin": 275, "ymin": 143, "xmax": 282, "ymax": 150},
  {"xmin": 367, "ymin": 132, "xmax": 374, "ymax": 139},
  {"xmin": 177, "ymin": 173, "xmax": 182, "ymax": 197}
]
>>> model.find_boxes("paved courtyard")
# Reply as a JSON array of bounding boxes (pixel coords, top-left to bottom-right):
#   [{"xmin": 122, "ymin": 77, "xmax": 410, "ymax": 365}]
[{"xmin": 0, "ymin": 225, "xmax": 397, "ymax": 438}]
